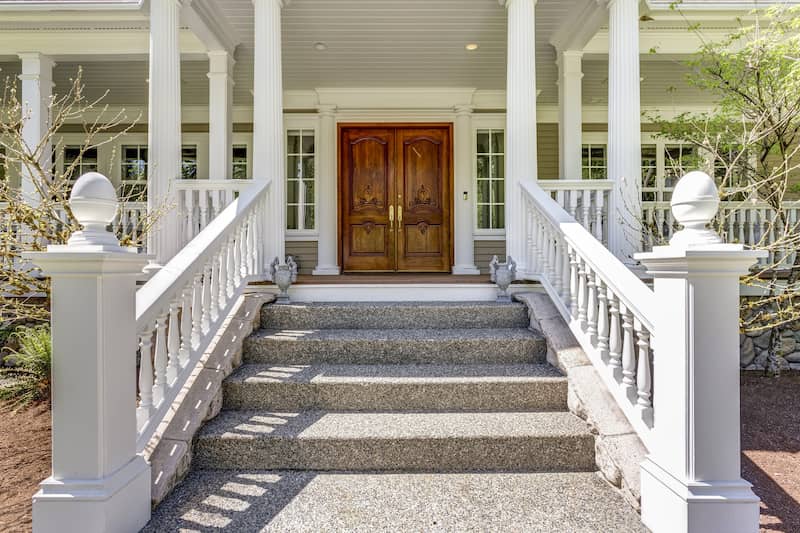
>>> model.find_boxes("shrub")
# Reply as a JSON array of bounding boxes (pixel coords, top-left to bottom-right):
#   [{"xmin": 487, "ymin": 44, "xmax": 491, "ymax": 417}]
[{"xmin": 0, "ymin": 325, "xmax": 51, "ymax": 409}]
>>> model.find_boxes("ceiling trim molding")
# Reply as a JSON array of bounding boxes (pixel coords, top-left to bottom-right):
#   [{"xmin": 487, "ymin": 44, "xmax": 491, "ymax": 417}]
[
  {"xmin": 0, "ymin": 0, "xmax": 144, "ymax": 11},
  {"xmin": 313, "ymin": 87, "xmax": 478, "ymax": 111},
  {"xmin": 181, "ymin": 0, "xmax": 240, "ymax": 54}
]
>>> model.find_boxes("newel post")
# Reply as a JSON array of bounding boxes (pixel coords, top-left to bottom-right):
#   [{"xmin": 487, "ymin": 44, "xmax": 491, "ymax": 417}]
[
  {"xmin": 635, "ymin": 171, "xmax": 764, "ymax": 533},
  {"xmin": 25, "ymin": 173, "xmax": 151, "ymax": 533}
]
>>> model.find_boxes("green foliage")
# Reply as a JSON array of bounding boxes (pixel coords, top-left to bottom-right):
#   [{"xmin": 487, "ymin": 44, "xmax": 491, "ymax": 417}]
[{"xmin": 0, "ymin": 325, "xmax": 51, "ymax": 410}]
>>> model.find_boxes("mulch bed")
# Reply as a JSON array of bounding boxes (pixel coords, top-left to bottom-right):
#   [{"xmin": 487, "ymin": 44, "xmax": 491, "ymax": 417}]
[
  {"xmin": 741, "ymin": 373, "xmax": 800, "ymax": 533},
  {"xmin": 0, "ymin": 375, "xmax": 797, "ymax": 532},
  {"xmin": 0, "ymin": 402, "xmax": 50, "ymax": 533}
]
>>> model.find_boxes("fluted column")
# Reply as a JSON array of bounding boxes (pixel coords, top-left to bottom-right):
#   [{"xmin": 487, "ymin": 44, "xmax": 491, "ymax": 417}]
[
  {"xmin": 557, "ymin": 49, "xmax": 583, "ymax": 180},
  {"xmin": 453, "ymin": 105, "xmax": 480, "ymax": 275},
  {"xmin": 208, "ymin": 51, "xmax": 234, "ymax": 180},
  {"xmin": 501, "ymin": 0, "xmax": 538, "ymax": 275},
  {"xmin": 18, "ymin": 53, "xmax": 54, "ymax": 205},
  {"xmin": 252, "ymin": 0, "xmax": 289, "ymax": 269},
  {"xmin": 606, "ymin": 0, "xmax": 642, "ymax": 263},
  {"xmin": 147, "ymin": 0, "xmax": 183, "ymax": 268},
  {"xmin": 313, "ymin": 104, "xmax": 340, "ymax": 275}
]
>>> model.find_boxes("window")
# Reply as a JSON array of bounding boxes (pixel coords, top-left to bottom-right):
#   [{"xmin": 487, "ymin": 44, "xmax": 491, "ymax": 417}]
[
  {"xmin": 641, "ymin": 144, "xmax": 658, "ymax": 201},
  {"xmin": 63, "ymin": 146, "xmax": 98, "ymax": 179},
  {"xmin": 581, "ymin": 144, "xmax": 607, "ymax": 180},
  {"xmin": 476, "ymin": 129, "xmax": 505, "ymax": 230},
  {"xmin": 663, "ymin": 144, "xmax": 698, "ymax": 200},
  {"xmin": 181, "ymin": 145, "xmax": 198, "ymax": 180},
  {"xmin": 232, "ymin": 145, "xmax": 248, "ymax": 180},
  {"xmin": 121, "ymin": 145, "xmax": 148, "ymax": 200},
  {"xmin": 286, "ymin": 129, "xmax": 315, "ymax": 231}
]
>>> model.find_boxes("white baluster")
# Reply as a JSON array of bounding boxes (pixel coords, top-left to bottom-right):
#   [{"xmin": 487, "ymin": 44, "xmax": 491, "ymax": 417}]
[
  {"xmin": 635, "ymin": 321, "xmax": 653, "ymax": 426},
  {"xmin": 191, "ymin": 272, "xmax": 203, "ymax": 348},
  {"xmin": 226, "ymin": 235, "xmax": 236, "ymax": 297},
  {"xmin": 199, "ymin": 191, "xmax": 209, "ymax": 233},
  {"xmin": 209, "ymin": 251, "xmax": 220, "ymax": 323},
  {"xmin": 577, "ymin": 257, "xmax": 588, "ymax": 329},
  {"xmin": 179, "ymin": 286, "xmax": 192, "ymax": 367},
  {"xmin": 152, "ymin": 311, "xmax": 169, "ymax": 406},
  {"xmin": 166, "ymin": 299, "xmax": 180, "ymax": 384},
  {"xmin": 594, "ymin": 190, "xmax": 604, "ymax": 242},
  {"xmin": 553, "ymin": 232, "xmax": 564, "ymax": 295},
  {"xmin": 569, "ymin": 247, "xmax": 579, "ymax": 319},
  {"xmin": 621, "ymin": 305, "xmax": 637, "ymax": 402},
  {"xmin": 608, "ymin": 291, "xmax": 622, "ymax": 380},
  {"xmin": 185, "ymin": 191, "xmax": 195, "ymax": 242},
  {"xmin": 581, "ymin": 189, "xmax": 591, "ymax": 230},
  {"xmin": 596, "ymin": 278, "xmax": 610, "ymax": 362},
  {"xmin": 586, "ymin": 268, "xmax": 598, "ymax": 344},
  {"xmin": 239, "ymin": 224, "xmax": 248, "ymax": 280},
  {"xmin": 136, "ymin": 327, "xmax": 154, "ymax": 430},
  {"xmin": 233, "ymin": 230, "xmax": 243, "ymax": 286},
  {"xmin": 201, "ymin": 262, "xmax": 213, "ymax": 334},
  {"xmin": 218, "ymin": 239, "xmax": 229, "ymax": 309},
  {"xmin": 560, "ymin": 236, "xmax": 570, "ymax": 301},
  {"xmin": 568, "ymin": 190, "xmax": 578, "ymax": 219}
]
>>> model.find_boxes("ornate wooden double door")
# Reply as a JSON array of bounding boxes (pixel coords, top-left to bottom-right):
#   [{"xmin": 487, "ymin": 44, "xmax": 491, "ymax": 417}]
[{"xmin": 339, "ymin": 124, "xmax": 453, "ymax": 272}]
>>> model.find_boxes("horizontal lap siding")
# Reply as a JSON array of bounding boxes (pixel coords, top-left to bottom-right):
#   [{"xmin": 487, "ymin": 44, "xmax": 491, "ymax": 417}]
[
  {"xmin": 474, "ymin": 240, "xmax": 506, "ymax": 274},
  {"xmin": 286, "ymin": 241, "xmax": 318, "ymax": 275},
  {"xmin": 537, "ymin": 123, "xmax": 559, "ymax": 180}
]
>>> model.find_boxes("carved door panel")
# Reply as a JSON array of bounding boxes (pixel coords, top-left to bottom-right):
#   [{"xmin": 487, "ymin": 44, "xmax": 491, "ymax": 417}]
[
  {"xmin": 395, "ymin": 128, "xmax": 451, "ymax": 272},
  {"xmin": 339, "ymin": 125, "xmax": 452, "ymax": 273},
  {"xmin": 340, "ymin": 127, "xmax": 396, "ymax": 271}
]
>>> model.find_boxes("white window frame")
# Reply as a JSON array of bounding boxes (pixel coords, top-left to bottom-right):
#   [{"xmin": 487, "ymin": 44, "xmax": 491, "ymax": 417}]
[
  {"xmin": 472, "ymin": 114, "xmax": 506, "ymax": 239},
  {"xmin": 284, "ymin": 114, "xmax": 319, "ymax": 239}
]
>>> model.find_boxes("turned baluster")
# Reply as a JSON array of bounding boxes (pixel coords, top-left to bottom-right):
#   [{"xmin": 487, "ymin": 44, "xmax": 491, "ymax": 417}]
[
  {"xmin": 594, "ymin": 190, "xmax": 604, "ymax": 242},
  {"xmin": 226, "ymin": 235, "xmax": 235, "ymax": 296},
  {"xmin": 191, "ymin": 272, "xmax": 203, "ymax": 348},
  {"xmin": 586, "ymin": 268, "xmax": 598, "ymax": 343},
  {"xmin": 581, "ymin": 189, "xmax": 591, "ymax": 230},
  {"xmin": 166, "ymin": 299, "xmax": 180, "ymax": 384},
  {"xmin": 577, "ymin": 257, "xmax": 588, "ymax": 328},
  {"xmin": 608, "ymin": 291, "xmax": 622, "ymax": 379},
  {"xmin": 569, "ymin": 247, "xmax": 579, "ymax": 319},
  {"xmin": 553, "ymin": 234, "xmax": 564, "ymax": 296},
  {"xmin": 209, "ymin": 252, "xmax": 221, "ymax": 323},
  {"xmin": 621, "ymin": 305, "xmax": 637, "ymax": 402},
  {"xmin": 635, "ymin": 322, "xmax": 653, "ymax": 425},
  {"xmin": 199, "ymin": 192, "xmax": 209, "ymax": 234},
  {"xmin": 184, "ymin": 191, "xmax": 195, "ymax": 242},
  {"xmin": 179, "ymin": 286, "xmax": 192, "ymax": 367},
  {"xmin": 239, "ymin": 224, "xmax": 249, "ymax": 280},
  {"xmin": 559, "ymin": 236, "xmax": 570, "ymax": 301},
  {"xmin": 568, "ymin": 190, "xmax": 578, "ymax": 219},
  {"xmin": 201, "ymin": 262, "xmax": 213, "ymax": 334},
  {"xmin": 152, "ymin": 311, "xmax": 169, "ymax": 406},
  {"xmin": 136, "ymin": 326, "xmax": 155, "ymax": 429},
  {"xmin": 596, "ymin": 278, "xmax": 609, "ymax": 362},
  {"xmin": 218, "ymin": 240, "xmax": 229, "ymax": 310},
  {"xmin": 556, "ymin": 190, "xmax": 565, "ymax": 210}
]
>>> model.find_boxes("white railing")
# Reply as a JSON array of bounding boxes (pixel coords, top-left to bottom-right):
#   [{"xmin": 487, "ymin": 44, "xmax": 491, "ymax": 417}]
[
  {"xmin": 134, "ymin": 179, "xmax": 271, "ymax": 450},
  {"xmin": 540, "ymin": 180, "xmax": 612, "ymax": 245},
  {"xmin": 520, "ymin": 180, "xmax": 657, "ymax": 445},
  {"xmin": 176, "ymin": 179, "xmax": 254, "ymax": 248},
  {"xmin": 643, "ymin": 199, "xmax": 800, "ymax": 267}
]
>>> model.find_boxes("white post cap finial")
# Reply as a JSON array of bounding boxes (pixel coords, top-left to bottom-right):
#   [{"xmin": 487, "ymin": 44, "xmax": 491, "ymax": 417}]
[
  {"xmin": 668, "ymin": 171, "xmax": 722, "ymax": 249},
  {"xmin": 66, "ymin": 172, "xmax": 123, "ymax": 251}
]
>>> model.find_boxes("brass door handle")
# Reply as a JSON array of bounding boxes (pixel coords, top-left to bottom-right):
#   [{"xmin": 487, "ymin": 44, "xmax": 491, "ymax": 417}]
[
  {"xmin": 389, "ymin": 205, "xmax": 394, "ymax": 229},
  {"xmin": 398, "ymin": 205, "xmax": 403, "ymax": 224}
]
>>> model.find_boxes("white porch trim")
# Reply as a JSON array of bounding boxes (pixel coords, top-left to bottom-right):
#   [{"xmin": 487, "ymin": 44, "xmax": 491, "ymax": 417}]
[{"xmin": 18, "ymin": 52, "xmax": 53, "ymax": 205}]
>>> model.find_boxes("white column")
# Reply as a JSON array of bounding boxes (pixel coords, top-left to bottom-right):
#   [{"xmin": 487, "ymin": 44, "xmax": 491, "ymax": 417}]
[
  {"xmin": 28, "ymin": 173, "xmax": 150, "ymax": 533},
  {"xmin": 501, "ymin": 0, "xmax": 538, "ymax": 274},
  {"xmin": 606, "ymin": 0, "xmax": 642, "ymax": 262},
  {"xmin": 313, "ymin": 104, "xmax": 340, "ymax": 275},
  {"xmin": 147, "ymin": 0, "xmax": 183, "ymax": 268},
  {"xmin": 635, "ymin": 172, "xmax": 763, "ymax": 533},
  {"xmin": 557, "ymin": 49, "xmax": 583, "ymax": 180},
  {"xmin": 453, "ymin": 105, "xmax": 480, "ymax": 275},
  {"xmin": 207, "ymin": 51, "xmax": 234, "ymax": 180},
  {"xmin": 18, "ymin": 53, "xmax": 54, "ymax": 205},
  {"xmin": 252, "ymin": 0, "xmax": 289, "ymax": 268}
]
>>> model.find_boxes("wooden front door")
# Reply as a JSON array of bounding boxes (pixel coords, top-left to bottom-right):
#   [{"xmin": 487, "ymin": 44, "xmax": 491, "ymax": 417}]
[{"xmin": 339, "ymin": 124, "xmax": 452, "ymax": 272}]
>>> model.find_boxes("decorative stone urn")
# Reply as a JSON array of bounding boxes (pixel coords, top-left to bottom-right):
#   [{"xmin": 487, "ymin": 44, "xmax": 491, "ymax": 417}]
[
  {"xmin": 668, "ymin": 170, "xmax": 723, "ymax": 249},
  {"xmin": 489, "ymin": 255, "xmax": 516, "ymax": 302},
  {"xmin": 271, "ymin": 255, "xmax": 298, "ymax": 303}
]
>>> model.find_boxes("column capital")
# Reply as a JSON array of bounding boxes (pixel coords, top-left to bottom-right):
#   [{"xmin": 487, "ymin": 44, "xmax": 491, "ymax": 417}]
[
  {"xmin": 498, "ymin": 0, "xmax": 537, "ymax": 8},
  {"xmin": 317, "ymin": 104, "xmax": 337, "ymax": 117},
  {"xmin": 454, "ymin": 104, "xmax": 474, "ymax": 116},
  {"xmin": 207, "ymin": 50, "xmax": 235, "ymax": 74},
  {"xmin": 17, "ymin": 52, "xmax": 55, "ymax": 76}
]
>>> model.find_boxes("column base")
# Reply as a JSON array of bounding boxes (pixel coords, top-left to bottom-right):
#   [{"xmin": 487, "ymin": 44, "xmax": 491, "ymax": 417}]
[
  {"xmin": 33, "ymin": 455, "xmax": 151, "ymax": 533},
  {"xmin": 641, "ymin": 457, "xmax": 759, "ymax": 533},
  {"xmin": 312, "ymin": 265, "xmax": 341, "ymax": 276},
  {"xmin": 452, "ymin": 265, "xmax": 481, "ymax": 275}
]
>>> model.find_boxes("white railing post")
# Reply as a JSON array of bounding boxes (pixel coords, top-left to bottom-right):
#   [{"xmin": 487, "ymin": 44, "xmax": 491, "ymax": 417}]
[
  {"xmin": 25, "ymin": 173, "xmax": 150, "ymax": 533},
  {"xmin": 635, "ymin": 172, "xmax": 764, "ymax": 533}
]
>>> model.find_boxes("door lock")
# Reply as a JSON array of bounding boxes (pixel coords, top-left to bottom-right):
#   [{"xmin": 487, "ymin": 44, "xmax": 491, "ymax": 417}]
[{"xmin": 388, "ymin": 205, "xmax": 394, "ymax": 229}]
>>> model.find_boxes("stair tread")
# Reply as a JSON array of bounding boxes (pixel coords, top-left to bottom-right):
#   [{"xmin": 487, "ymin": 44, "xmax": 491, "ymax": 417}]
[
  {"xmin": 228, "ymin": 362, "xmax": 564, "ymax": 384},
  {"xmin": 250, "ymin": 327, "xmax": 541, "ymax": 342},
  {"xmin": 199, "ymin": 410, "xmax": 592, "ymax": 441},
  {"xmin": 145, "ymin": 470, "xmax": 646, "ymax": 533}
]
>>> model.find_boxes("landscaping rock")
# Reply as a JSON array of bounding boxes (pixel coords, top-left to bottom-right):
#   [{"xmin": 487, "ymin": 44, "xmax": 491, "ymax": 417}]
[
  {"xmin": 740, "ymin": 336, "xmax": 755, "ymax": 367},
  {"xmin": 753, "ymin": 351, "xmax": 769, "ymax": 369},
  {"xmin": 754, "ymin": 331, "xmax": 772, "ymax": 350},
  {"xmin": 785, "ymin": 351, "xmax": 800, "ymax": 363}
]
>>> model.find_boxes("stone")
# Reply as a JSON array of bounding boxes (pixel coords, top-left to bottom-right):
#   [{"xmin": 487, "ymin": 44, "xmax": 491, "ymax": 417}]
[
  {"xmin": 753, "ymin": 351, "xmax": 769, "ymax": 369},
  {"xmin": 753, "ymin": 331, "xmax": 772, "ymax": 350},
  {"xmin": 740, "ymin": 336, "xmax": 755, "ymax": 367},
  {"xmin": 789, "ymin": 363, "xmax": 800, "ymax": 371},
  {"xmin": 779, "ymin": 336, "xmax": 797, "ymax": 356},
  {"xmin": 786, "ymin": 351, "xmax": 800, "ymax": 363}
]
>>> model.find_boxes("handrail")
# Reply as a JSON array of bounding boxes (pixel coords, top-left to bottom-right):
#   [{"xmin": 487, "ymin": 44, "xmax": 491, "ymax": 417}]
[
  {"xmin": 134, "ymin": 179, "xmax": 271, "ymax": 450},
  {"xmin": 519, "ymin": 180, "xmax": 656, "ymax": 445}
]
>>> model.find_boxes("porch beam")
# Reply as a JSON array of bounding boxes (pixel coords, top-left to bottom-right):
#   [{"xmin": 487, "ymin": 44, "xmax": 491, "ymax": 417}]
[
  {"xmin": 207, "ymin": 50, "xmax": 234, "ymax": 180},
  {"xmin": 146, "ymin": 0, "xmax": 183, "ymax": 269},
  {"xmin": 453, "ymin": 105, "xmax": 480, "ymax": 275},
  {"xmin": 181, "ymin": 0, "xmax": 240, "ymax": 56},
  {"xmin": 500, "ymin": 0, "xmax": 538, "ymax": 274},
  {"xmin": 313, "ymin": 104, "xmax": 341, "ymax": 275},
  {"xmin": 17, "ymin": 52, "xmax": 54, "ymax": 205},
  {"xmin": 252, "ymin": 0, "xmax": 289, "ymax": 268},
  {"xmin": 556, "ymin": 49, "xmax": 583, "ymax": 181},
  {"xmin": 604, "ymin": 0, "xmax": 642, "ymax": 263}
]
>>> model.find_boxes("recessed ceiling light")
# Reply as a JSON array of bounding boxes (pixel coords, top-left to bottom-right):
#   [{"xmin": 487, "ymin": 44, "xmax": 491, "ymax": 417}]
[
  {"xmin": 313, "ymin": 42, "xmax": 328, "ymax": 51},
  {"xmin": 465, "ymin": 43, "xmax": 479, "ymax": 51}
]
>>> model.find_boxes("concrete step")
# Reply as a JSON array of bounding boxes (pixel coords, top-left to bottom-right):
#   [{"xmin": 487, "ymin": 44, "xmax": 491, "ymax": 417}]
[
  {"xmin": 223, "ymin": 363, "xmax": 567, "ymax": 411},
  {"xmin": 260, "ymin": 301, "xmax": 531, "ymax": 330},
  {"xmin": 144, "ymin": 470, "xmax": 646, "ymax": 532},
  {"xmin": 193, "ymin": 411, "xmax": 595, "ymax": 472},
  {"xmin": 243, "ymin": 328, "xmax": 546, "ymax": 365}
]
